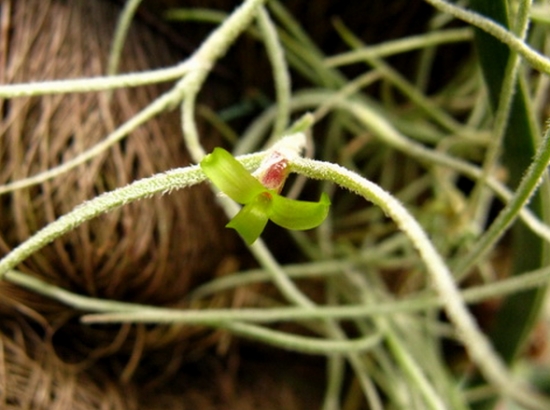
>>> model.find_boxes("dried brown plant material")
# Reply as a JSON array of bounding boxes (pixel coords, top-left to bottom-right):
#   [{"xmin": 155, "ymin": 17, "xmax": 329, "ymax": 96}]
[
  {"xmin": 0, "ymin": 0, "xmax": 240, "ymax": 369},
  {"xmin": 0, "ymin": 320, "xmax": 134, "ymax": 410}
]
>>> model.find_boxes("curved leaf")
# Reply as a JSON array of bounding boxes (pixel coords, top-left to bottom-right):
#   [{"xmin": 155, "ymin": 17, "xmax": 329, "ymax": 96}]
[
  {"xmin": 269, "ymin": 192, "xmax": 331, "ymax": 230},
  {"xmin": 200, "ymin": 148, "xmax": 265, "ymax": 203}
]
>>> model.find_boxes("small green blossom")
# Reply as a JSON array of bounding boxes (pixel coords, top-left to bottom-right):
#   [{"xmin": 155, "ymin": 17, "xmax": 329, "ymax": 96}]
[{"xmin": 200, "ymin": 147, "xmax": 330, "ymax": 245}]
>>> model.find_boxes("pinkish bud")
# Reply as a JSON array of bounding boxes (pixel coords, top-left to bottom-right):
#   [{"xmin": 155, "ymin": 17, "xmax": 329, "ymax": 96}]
[{"xmin": 253, "ymin": 151, "xmax": 290, "ymax": 192}]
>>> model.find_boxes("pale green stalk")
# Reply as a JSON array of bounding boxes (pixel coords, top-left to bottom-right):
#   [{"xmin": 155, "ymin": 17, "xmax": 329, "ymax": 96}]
[
  {"xmin": 0, "ymin": 62, "xmax": 199, "ymax": 97},
  {"xmin": 325, "ymin": 28, "xmax": 472, "ymax": 67},
  {"xmin": 423, "ymin": 0, "xmax": 550, "ymax": 74},
  {"xmin": 257, "ymin": 7, "xmax": 291, "ymax": 139},
  {"xmin": 533, "ymin": 39, "xmax": 550, "ymax": 116},
  {"xmin": 381, "ymin": 317, "xmax": 448, "ymax": 409},
  {"xmin": 181, "ymin": 0, "xmax": 269, "ymax": 161},
  {"xmin": 268, "ymin": 1, "xmax": 322, "ymax": 62},
  {"xmin": 323, "ymin": 282, "xmax": 345, "ymax": 410},
  {"xmin": 322, "ymin": 235, "xmax": 346, "ymax": 410},
  {"xmin": 323, "ymin": 352, "xmax": 344, "ymax": 410},
  {"xmin": 182, "ymin": 88, "xmax": 206, "ymax": 160},
  {"xmin": 107, "ymin": 0, "xmax": 144, "ymax": 76},
  {"xmin": 221, "ymin": 322, "xmax": 381, "ymax": 355},
  {"xmin": 165, "ymin": 8, "xmax": 227, "ymax": 24}
]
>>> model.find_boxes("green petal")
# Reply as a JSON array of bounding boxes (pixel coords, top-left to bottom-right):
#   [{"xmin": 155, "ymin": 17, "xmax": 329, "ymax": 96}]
[
  {"xmin": 200, "ymin": 147, "xmax": 265, "ymax": 204},
  {"xmin": 226, "ymin": 193, "xmax": 272, "ymax": 245},
  {"xmin": 269, "ymin": 192, "xmax": 331, "ymax": 231}
]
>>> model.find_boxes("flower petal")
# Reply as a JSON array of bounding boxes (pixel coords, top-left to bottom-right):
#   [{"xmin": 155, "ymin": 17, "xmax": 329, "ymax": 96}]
[
  {"xmin": 269, "ymin": 192, "xmax": 331, "ymax": 231},
  {"xmin": 200, "ymin": 148, "xmax": 265, "ymax": 204},
  {"xmin": 226, "ymin": 193, "xmax": 273, "ymax": 245}
]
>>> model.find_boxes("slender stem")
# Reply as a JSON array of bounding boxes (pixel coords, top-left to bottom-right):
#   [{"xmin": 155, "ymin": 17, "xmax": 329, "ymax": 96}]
[
  {"xmin": 322, "ymin": 281, "xmax": 345, "ymax": 410},
  {"xmin": 323, "ymin": 353, "xmax": 344, "ymax": 410},
  {"xmin": 257, "ymin": 7, "xmax": 291, "ymax": 139},
  {"xmin": 182, "ymin": 84, "xmax": 206, "ymax": 161},
  {"xmin": 325, "ymin": 28, "xmax": 472, "ymax": 68},
  {"xmin": 423, "ymin": 0, "xmax": 550, "ymax": 74},
  {"xmin": 0, "ymin": 62, "xmax": 199, "ymax": 97},
  {"xmin": 165, "ymin": 8, "xmax": 227, "ymax": 24},
  {"xmin": 107, "ymin": 0, "xmax": 144, "ymax": 76},
  {"xmin": 221, "ymin": 322, "xmax": 382, "ymax": 355},
  {"xmin": 385, "ymin": 320, "xmax": 447, "ymax": 410},
  {"xmin": 181, "ymin": 0, "xmax": 269, "ymax": 163}
]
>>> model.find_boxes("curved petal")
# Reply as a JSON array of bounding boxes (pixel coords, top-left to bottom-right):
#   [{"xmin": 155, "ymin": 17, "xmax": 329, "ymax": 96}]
[
  {"xmin": 226, "ymin": 193, "xmax": 272, "ymax": 244},
  {"xmin": 269, "ymin": 192, "xmax": 331, "ymax": 231},
  {"xmin": 200, "ymin": 148, "xmax": 265, "ymax": 204}
]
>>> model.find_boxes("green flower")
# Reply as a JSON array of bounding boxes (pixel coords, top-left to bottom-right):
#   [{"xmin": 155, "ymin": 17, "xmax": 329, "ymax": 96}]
[{"xmin": 200, "ymin": 148, "xmax": 330, "ymax": 245}]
